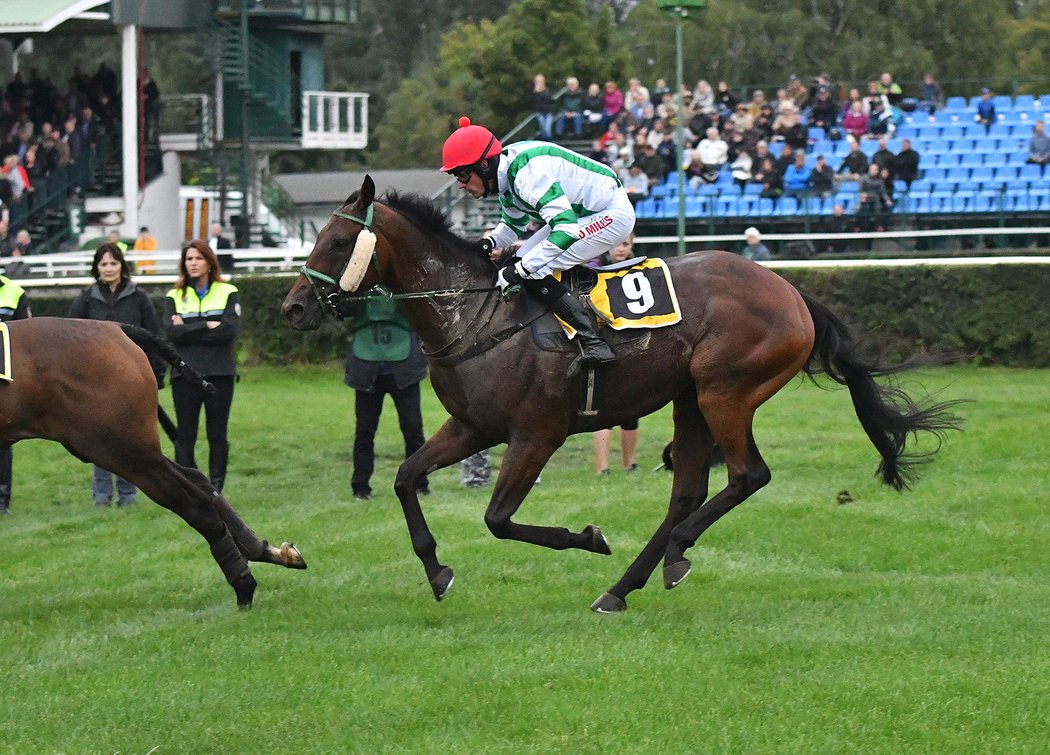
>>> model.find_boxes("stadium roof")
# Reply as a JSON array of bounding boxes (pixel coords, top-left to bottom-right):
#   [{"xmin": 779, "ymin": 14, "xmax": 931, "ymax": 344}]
[{"xmin": 0, "ymin": 0, "xmax": 110, "ymax": 35}]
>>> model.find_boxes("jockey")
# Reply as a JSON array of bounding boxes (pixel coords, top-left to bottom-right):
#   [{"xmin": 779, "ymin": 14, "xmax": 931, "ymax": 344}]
[{"xmin": 441, "ymin": 116, "xmax": 636, "ymax": 368}]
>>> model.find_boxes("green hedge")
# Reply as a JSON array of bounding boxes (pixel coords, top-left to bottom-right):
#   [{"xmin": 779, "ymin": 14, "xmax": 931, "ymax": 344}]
[{"xmin": 27, "ymin": 265, "xmax": 1050, "ymax": 367}]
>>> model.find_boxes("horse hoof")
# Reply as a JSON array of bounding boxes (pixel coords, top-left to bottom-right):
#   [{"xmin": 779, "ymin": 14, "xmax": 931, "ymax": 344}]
[
  {"xmin": 663, "ymin": 559, "xmax": 691, "ymax": 590},
  {"xmin": 231, "ymin": 572, "xmax": 257, "ymax": 609},
  {"xmin": 278, "ymin": 542, "xmax": 307, "ymax": 569},
  {"xmin": 430, "ymin": 566, "xmax": 454, "ymax": 601},
  {"xmin": 582, "ymin": 524, "xmax": 612, "ymax": 555},
  {"xmin": 590, "ymin": 592, "xmax": 627, "ymax": 613}
]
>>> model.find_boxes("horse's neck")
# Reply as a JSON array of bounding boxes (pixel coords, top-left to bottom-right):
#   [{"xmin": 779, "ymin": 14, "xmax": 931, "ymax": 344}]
[{"xmin": 386, "ymin": 236, "xmax": 497, "ymax": 354}]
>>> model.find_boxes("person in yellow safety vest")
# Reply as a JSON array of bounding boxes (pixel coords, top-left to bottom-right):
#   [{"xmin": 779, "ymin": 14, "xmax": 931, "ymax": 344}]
[
  {"xmin": 0, "ymin": 274, "xmax": 30, "ymax": 514},
  {"xmin": 132, "ymin": 225, "xmax": 158, "ymax": 274},
  {"xmin": 163, "ymin": 240, "xmax": 241, "ymax": 493}
]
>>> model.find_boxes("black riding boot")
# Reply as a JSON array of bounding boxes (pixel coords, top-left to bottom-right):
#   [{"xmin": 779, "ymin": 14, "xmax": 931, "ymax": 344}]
[
  {"xmin": 548, "ymin": 291, "xmax": 617, "ymax": 366},
  {"xmin": 209, "ymin": 442, "xmax": 230, "ymax": 493},
  {"xmin": 174, "ymin": 441, "xmax": 197, "ymax": 469}
]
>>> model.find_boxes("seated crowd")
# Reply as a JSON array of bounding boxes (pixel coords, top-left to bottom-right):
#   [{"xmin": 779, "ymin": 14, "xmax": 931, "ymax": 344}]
[{"xmin": 537, "ymin": 71, "xmax": 1050, "ymax": 229}]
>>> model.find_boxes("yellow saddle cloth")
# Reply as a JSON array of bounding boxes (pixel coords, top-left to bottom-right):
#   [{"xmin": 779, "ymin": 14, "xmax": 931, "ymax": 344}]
[{"xmin": 570, "ymin": 257, "xmax": 682, "ymax": 330}]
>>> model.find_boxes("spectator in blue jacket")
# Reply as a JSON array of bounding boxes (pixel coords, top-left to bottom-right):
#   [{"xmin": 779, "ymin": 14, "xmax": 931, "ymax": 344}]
[
  {"xmin": 782, "ymin": 151, "xmax": 813, "ymax": 195},
  {"xmin": 976, "ymin": 88, "xmax": 996, "ymax": 133}
]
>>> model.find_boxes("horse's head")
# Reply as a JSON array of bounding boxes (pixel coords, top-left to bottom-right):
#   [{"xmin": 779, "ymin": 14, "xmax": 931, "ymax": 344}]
[{"xmin": 282, "ymin": 175, "xmax": 383, "ymax": 330}]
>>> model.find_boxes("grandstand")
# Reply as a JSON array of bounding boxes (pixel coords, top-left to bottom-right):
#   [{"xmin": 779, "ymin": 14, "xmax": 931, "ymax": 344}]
[{"xmin": 634, "ymin": 93, "xmax": 1050, "ymax": 230}]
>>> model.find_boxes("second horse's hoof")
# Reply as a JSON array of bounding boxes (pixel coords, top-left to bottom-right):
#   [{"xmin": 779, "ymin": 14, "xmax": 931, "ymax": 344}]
[
  {"xmin": 663, "ymin": 559, "xmax": 691, "ymax": 590},
  {"xmin": 232, "ymin": 572, "xmax": 258, "ymax": 609},
  {"xmin": 590, "ymin": 592, "xmax": 627, "ymax": 613},
  {"xmin": 430, "ymin": 566, "xmax": 455, "ymax": 601},
  {"xmin": 279, "ymin": 542, "xmax": 307, "ymax": 569}
]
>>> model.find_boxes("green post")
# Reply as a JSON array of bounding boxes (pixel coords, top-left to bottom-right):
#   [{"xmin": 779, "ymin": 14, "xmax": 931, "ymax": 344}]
[
  {"xmin": 658, "ymin": 0, "xmax": 705, "ymax": 256},
  {"xmin": 239, "ymin": 0, "xmax": 251, "ymax": 248}
]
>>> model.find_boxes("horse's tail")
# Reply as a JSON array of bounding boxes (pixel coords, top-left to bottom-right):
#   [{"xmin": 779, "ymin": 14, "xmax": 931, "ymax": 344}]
[
  {"xmin": 799, "ymin": 292, "xmax": 963, "ymax": 490},
  {"xmin": 119, "ymin": 324, "xmax": 216, "ymax": 395}
]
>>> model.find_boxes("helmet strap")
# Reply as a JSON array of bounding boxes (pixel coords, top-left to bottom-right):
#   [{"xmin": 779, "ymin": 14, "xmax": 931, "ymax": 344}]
[{"xmin": 478, "ymin": 157, "xmax": 499, "ymax": 198}]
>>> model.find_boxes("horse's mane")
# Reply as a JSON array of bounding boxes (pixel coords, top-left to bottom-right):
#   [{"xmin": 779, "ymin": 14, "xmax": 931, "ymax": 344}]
[{"xmin": 383, "ymin": 190, "xmax": 458, "ymax": 238}]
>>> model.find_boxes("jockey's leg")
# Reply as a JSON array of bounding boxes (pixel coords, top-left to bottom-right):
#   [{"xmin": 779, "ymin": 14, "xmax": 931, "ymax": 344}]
[{"xmin": 521, "ymin": 275, "xmax": 617, "ymax": 366}]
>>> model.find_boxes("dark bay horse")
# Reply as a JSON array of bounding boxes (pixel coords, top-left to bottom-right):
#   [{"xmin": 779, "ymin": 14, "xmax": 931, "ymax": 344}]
[
  {"xmin": 282, "ymin": 175, "xmax": 960, "ymax": 612},
  {"xmin": 0, "ymin": 318, "xmax": 306, "ymax": 609}
]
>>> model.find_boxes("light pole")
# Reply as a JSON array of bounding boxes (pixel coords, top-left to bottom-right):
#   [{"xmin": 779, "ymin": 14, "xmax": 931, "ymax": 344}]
[{"xmin": 657, "ymin": 0, "xmax": 704, "ymax": 256}]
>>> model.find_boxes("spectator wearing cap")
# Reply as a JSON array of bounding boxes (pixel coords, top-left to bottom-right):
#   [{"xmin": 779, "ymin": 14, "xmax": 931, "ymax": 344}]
[
  {"xmin": 976, "ymin": 88, "xmax": 996, "ymax": 133},
  {"xmin": 785, "ymin": 74, "xmax": 809, "ymax": 109},
  {"xmin": 741, "ymin": 227, "xmax": 771, "ymax": 261}
]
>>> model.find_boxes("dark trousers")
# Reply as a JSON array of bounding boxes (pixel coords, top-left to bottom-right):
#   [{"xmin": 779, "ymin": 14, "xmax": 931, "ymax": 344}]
[
  {"xmin": 352, "ymin": 375, "xmax": 426, "ymax": 496},
  {"xmin": 172, "ymin": 375, "xmax": 235, "ymax": 489},
  {"xmin": 0, "ymin": 444, "xmax": 11, "ymax": 506}
]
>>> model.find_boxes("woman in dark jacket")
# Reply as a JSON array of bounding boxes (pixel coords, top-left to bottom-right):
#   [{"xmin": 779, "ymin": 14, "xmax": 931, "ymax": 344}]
[
  {"xmin": 163, "ymin": 240, "xmax": 240, "ymax": 492},
  {"xmin": 68, "ymin": 242, "xmax": 163, "ymax": 506}
]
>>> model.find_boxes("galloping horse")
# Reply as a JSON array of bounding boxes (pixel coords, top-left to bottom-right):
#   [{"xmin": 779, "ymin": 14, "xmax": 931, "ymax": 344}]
[
  {"xmin": 282, "ymin": 176, "xmax": 960, "ymax": 612},
  {"xmin": 0, "ymin": 318, "xmax": 306, "ymax": 608}
]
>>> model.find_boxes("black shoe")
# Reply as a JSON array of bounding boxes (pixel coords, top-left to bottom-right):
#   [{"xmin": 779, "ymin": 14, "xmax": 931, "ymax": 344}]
[{"xmin": 353, "ymin": 491, "xmax": 372, "ymax": 501}]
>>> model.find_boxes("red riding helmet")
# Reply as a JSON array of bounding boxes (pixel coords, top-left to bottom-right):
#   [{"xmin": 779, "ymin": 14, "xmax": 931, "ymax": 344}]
[{"xmin": 441, "ymin": 116, "xmax": 502, "ymax": 172}]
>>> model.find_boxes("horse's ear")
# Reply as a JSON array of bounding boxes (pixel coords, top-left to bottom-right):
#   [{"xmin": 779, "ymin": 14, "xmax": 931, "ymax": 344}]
[{"xmin": 359, "ymin": 174, "xmax": 376, "ymax": 208}]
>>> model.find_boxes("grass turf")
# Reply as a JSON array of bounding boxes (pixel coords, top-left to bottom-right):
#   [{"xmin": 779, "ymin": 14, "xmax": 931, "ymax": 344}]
[{"xmin": 0, "ymin": 364, "xmax": 1047, "ymax": 753}]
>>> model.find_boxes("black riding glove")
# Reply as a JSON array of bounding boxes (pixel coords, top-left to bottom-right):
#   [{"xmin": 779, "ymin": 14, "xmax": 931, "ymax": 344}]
[
  {"xmin": 495, "ymin": 258, "xmax": 525, "ymax": 301},
  {"xmin": 478, "ymin": 237, "xmax": 494, "ymax": 257}
]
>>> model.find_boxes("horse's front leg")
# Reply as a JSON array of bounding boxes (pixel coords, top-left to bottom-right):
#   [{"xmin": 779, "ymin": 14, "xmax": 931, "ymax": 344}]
[
  {"xmin": 483, "ymin": 437, "xmax": 612, "ymax": 555},
  {"xmin": 393, "ymin": 417, "xmax": 491, "ymax": 601}
]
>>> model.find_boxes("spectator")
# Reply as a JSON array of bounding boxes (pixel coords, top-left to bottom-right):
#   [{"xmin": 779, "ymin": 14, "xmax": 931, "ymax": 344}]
[
  {"xmin": 729, "ymin": 142, "xmax": 753, "ymax": 191},
  {"xmin": 132, "ymin": 225, "xmax": 158, "ymax": 275},
  {"xmin": 772, "ymin": 102, "xmax": 807, "ymax": 151},
  {"xmin": 581, "ymin": 82, "xmax": 604, "ymax": 135},
  {"xmin": 868, "ymin": 95, "xmax": 895, "ymax": 136},
  {"xmin": 1, "ymin": 153, "xmax": 32, "ymax": 230},
  {"xmin": 164, "ymin": 240, "xmax": 240, "ymax": 493},
  {"xmin": 106, "ymin": 228, "xmax": 128, "ymax": 251},
  {"xmin": 976, "ymin": 87, "xmax": 996, "ymax": 133},
  {"xmin": 746, "ymin": 89, "xmax": 768, "ymax": 119},
  {"xmin": 918, "ymin": 72, "xmax": 944, "ymax": 114},
  {"xmin": 752, "ymin": 104, "xmax": 775, "ymax": 142},
  {"xmin": 532, "ymin": 74, "xmax": 554, "ymax": 141},
  {"xmin": 894, "ymin": 138, "xmax": 921, "ymax": 188},
  {"xmin": 651, "ymin": 78, "xmax": 671, "ymax": 103},
  {"xmin": 820, "ymin": 204, "xmax": 851, "ymax": 253},
  {"xmin": 587, "ymin": 137, "xmax": 609, "ymax": 165},
  {"xmin": 783, "ymin": 151, "xmax": 813, "ymax": 195},
  {"xmin": 602, "ymin": 80, "xmax": 625, "ymax": 130},
  {"xmin": 620, "ymin": 162, "xmax": 649, "ymax": 204},
  {"xmin": 633, "ymin": 141, "xmax": 665, "ymax": 187},
  {"xmin": 208, "ymin": 221, "xmax": 234, "ymax": 273},
  {"xmin": 757, "ymin": 156, "xmax": 783, "ymax": 199},
  {"xmin": 4, "ymin": 229, "xmax": 31, "ymax": 277},
  {"xmin": 774, "ymin": 143, "xmax": 796, "ymax": 176},
  {"xmin": 809, "ymin": 85, "xmax": 839, "ymax": 133},
  {"xmin": 871, "ymin": 135, "xmax": 896, "ymax": 174},
  {"xmin": 840, "ymin": 86, "xmax": 867, "ymax": 121},
  {"xmin": 68, "ymin": 243, "xmax": 164, "ymax": 507},
  {"xmin": 741, "ymin": 227, "xmax": 771, "ymax": 261},
  {"xmin": 877, "ymin": 72, "xmax": 903, "ymax": 108},
  {"xmin": 0, "ymin": 270, "xmax": 30, "ymax": 514},
  {"xmin": 785, "ymin": 74, "xmax": 809, "ymax": 110},
  {"xmin": 1026, "ymin": 121, "xmax": 1050, "ymax": 171},
  {"xmin": 689, "ymin": 127, "xmax": 727, "ymax": 187},
  {"xmin": 715, "ymin": 80, "xmax": 739, "ymax": 116},
  {"xmin": 692, "ymin": 79, "xmax": 715, "ymax": 114},
  {"xmin": 858, "ymin": 162, "xmax": 893, "ymax": 231},
  {"xmin": 838, "ymin": 137, "xmax": 869, "ymax": 182},
  {"xmin": 141, "ymin": 66, "xmax": 161, "ymax": 142},
  {"xmin": 810, "ymin": 154, "xmax": 836, "ymax": 197},
  {"xmin": 626, "ymin": 78, "xmax": 650, "ymax": 110},
  {"xmin": 342, "ymin": 296, "xmax": 429, "ymax": 501},
  {"xmin": 842, "ymin": 100, "xmax": 870, "ymax": 141},
  {"xmin": 555, "ymin": 77, "xmax": 585, "ymax": 138}
]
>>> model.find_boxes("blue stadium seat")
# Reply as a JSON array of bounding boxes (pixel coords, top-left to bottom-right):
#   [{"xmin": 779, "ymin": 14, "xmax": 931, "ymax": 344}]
[
  {"xmin": 684, "ymin": 196, "xmax": 707, "ymax": 217},
  {"xmin": 743, "ymin": 182, "xmax": 763, "ymax": 195},
  {"xmin": 929, "ymin": 191, "xmax": 953, "ymax": 212},
  {"xmin": 970, "ymin": 167, "xmax": 994, "ymax": 183},
  {"xmin": 776, "ymin": 196, "xmax": 799, "ymax": 215},
  {"xmin": 737, "ymin": 196, "xmax": 758, "ymax": 215},
  {"xmin": 1019, "ymin": 164, "xmax": 1043, "ymax": 181},
  {"xmin": 994, "ymin": 95, "xmax": 1014, "ymax": 111},
  {"xmin": 715, "ymin": 196, "xmax": 739, "ymax": 216},
  {"xmin": 924, "ymin": 139, "xmax": 950, "ymax": 154},
  {"xmin": 1031, "ymin": 191, "xmax": 1050, "ymax": 211},
  {"xmin": 1007, "ymin": 193, "xmax": 1032, "ymax": 212},
  {"xmin": 634, "ymin": 198, "xmax": 658, "ymax": 218},
  {"xmin": 697, "ymin": 183, "xmax": 720, "ymax": 196},
  {"xmin": 944, "ymin": 96, "xmax": 967, "ymax": 112},
  {"xmin": 768, "ymin": 142, "xmax": 784, "ymax": 158},
  {"xmin": 936, "ymin": 153, "xmax": 961, "ymax": 168},
  {"xmin": 955, "ymin": 179, "xmax": 981, "ymax": 193},
  {"xmin": 755, "ymin": 198, "xmax": 776, "ymax": 216},
  {"xmin": 909, "ymin": 178, "xmax": 933, "ymax": 193},
  {"xmin": 946, "ymin": 167, "xmax": 971, "ymax": 182},
  {"xmin": 976, "ymin": 191, "xmax": 1002, "ymax": 212},
  {"xmin": 982, "ymin": 179, "xmax": 1006, "ymax": 194},
  {"xmin": 959, "ymin": 153, "xmax": 984, "ymax": 169},
  {"xmin": 833, "ymin": 192, "xmax": 855, "ymax": 211},
  {"xmin": 896, "ymin": 123, "xmax": 919, "ymax": 139},
  {"xmin": 1005, "ymin": 179, "xmax": 1030, "ymax": 193},
  {"xmin": 923, "ymin": 168, "xmax": 948, "ymax": 183},
  {"xmin": 952, "ymin": 192, "xmax": 974, "ymax": 212},
  {"xmin": 860, "ymin": 140, "xmax": 878, "ymax": 156},
  {"xmin": 941, "ymin": 126, "xmax": 964, "ymax": 141},
  {"xmin": 1014, "ymin": 94, "xmax": 1035, "ymax": 111}
]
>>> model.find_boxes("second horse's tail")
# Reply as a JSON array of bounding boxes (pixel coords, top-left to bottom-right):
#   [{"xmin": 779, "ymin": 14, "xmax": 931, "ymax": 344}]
[
  {"xmin": 119, "ymin": 323, "xmax": 216, "ymax": 395},
  {"xmin": 800, "ymin": 292, "xmax": 963, "ymax": 490}
]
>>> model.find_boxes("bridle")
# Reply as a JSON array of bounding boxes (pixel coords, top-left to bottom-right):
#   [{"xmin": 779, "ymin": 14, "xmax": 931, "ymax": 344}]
[{"xmin": 298, "ymin": 202, "xmax": 500, "ymax": 320}]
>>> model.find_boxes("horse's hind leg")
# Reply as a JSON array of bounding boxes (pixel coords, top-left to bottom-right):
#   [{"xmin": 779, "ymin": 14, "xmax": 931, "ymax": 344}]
[
  {"xmin": 94, "ymin": 446, "xmax": 261, "ymax": 609},
  {"xmin": 176, "ymin": 465, "xmax": 306, "ymax": 569},
  {"xmin": 663, "ymin": 396, "xmax": 772, "ymax": 589},
  {"xmin": 592, "ymin": 394, "xmax": 714, "ymax": 613}
]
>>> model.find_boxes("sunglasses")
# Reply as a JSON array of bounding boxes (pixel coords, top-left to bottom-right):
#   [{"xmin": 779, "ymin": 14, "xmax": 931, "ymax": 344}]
[{"xmin": 451, "ymin": 166, "xmax": 474, "ymax": 184}]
